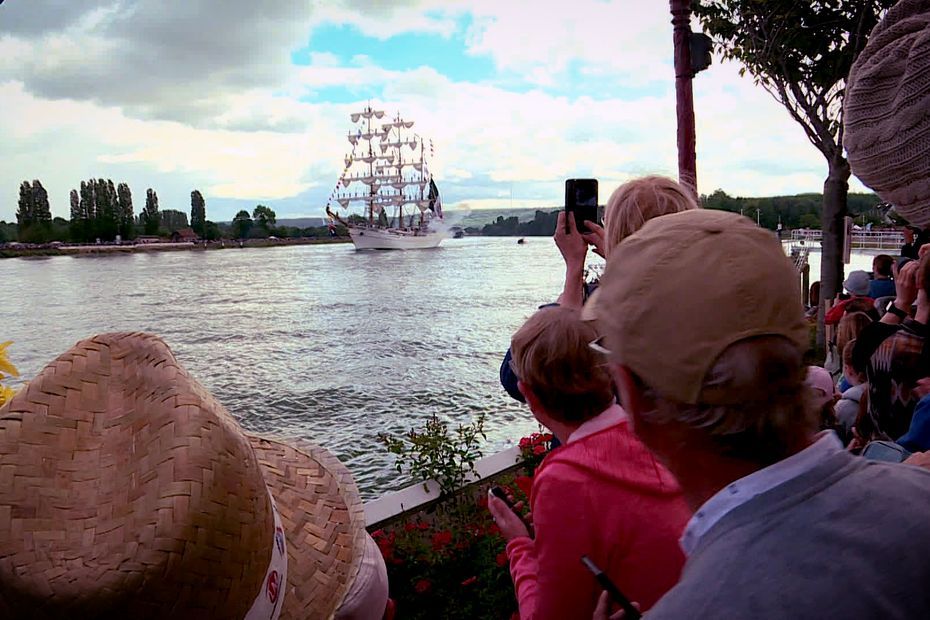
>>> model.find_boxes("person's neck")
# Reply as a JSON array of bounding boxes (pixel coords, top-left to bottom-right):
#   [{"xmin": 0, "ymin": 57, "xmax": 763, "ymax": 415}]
[{"xmin": 663, "ymin": 432, "xmax": 817, "ymax": 512}]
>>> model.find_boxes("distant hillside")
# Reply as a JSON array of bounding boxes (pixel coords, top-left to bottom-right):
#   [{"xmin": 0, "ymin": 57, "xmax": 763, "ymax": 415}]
[
  {"xmin": 443, "ymin": 207, "xmax": 559, "ymax": 229},
  {"xmin": 276, "ymin": 217, "xmax": 327, "ymax": 228}
]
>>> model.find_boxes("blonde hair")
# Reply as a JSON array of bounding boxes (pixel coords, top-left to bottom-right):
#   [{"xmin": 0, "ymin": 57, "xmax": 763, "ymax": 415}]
[
  {"xmin": 836, "ymin": 311, "xmax": 872, "ymax": 358},
  {"xmin": 603, "ymin": 176, "xmax": 698, "ymax": 254},
  {"xmin": 510, "ymin": 306, "xmax": 614, "ymax": 423}
]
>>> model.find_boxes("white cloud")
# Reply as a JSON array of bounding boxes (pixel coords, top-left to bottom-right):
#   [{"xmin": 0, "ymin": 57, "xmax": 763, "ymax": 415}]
[{"xmin": 0, "ymin": 0, "xmax": 867, "ymax": 224}]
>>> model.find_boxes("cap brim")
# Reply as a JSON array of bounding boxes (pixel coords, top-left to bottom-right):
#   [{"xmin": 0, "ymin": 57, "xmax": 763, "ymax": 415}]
[{"xmin": 248, "ymin": 436, "xmax": 367, "ymax": 620}]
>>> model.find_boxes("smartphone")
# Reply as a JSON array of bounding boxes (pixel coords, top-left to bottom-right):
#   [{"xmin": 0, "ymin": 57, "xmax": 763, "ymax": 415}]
[
  {"xmin": 565, "ymin": 179, "xmax": 599, "ymax": 234},
  {"xmin": 490, "ymin": 486, "xmax": 517, "ymax": 510},
  {"xmin": 580, "ymin": 555, "xmax": 641, "ymax": 619},
  {"xmin": 861, "ymin": 440, "xmax": 911, "ymax": 463}
]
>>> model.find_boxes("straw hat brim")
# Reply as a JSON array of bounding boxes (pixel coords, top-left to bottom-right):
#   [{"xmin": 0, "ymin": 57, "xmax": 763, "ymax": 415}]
[{"xmin": 247, "ymin": 436, "xmax": 367, "ymax": 620}]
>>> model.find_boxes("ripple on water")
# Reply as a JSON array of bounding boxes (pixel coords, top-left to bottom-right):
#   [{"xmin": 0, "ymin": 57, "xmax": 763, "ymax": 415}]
[{"xmin": 1, "ymin": 238, "xmax": 565, "ymax": 498}]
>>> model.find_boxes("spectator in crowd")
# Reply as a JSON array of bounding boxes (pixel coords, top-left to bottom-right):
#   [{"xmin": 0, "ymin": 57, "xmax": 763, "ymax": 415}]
[
  {"xmin": 592, "ymin": 209, "xmax": 930, "ymax": 618},
  {"xmin": 806, "ymin": 366, "xmax": 844, "ymax": 441},
  {"xmin": 869, "ymin": 254, "xmax": 896, "ymax": 299},
  {"xmin": 836, "ymin": 339, "xmax": 867, "ymax": 437},
  {"xmin": 901, "ymin": 226, "xmax": 929, "ymax": 259},
  {"xmin": 824, "ymin": 270, "xmax": 876, "ymax": 325},
  {"xmin": 833, "ymin": 311, "xmax": 873, "ymax": 387},
  {"xmin": 899, "ymin": 378, "xmax": 930, "ymax": 452},
  {"xmin": 500, "ymin": 176, "xmax": 696, "ymax": 403},
  {"xmin": 488, "ymin": 305, "xmax": 689, "ymax": 619},
  {"xmin": 805, "ymin": 280, "xmax": 821, "ymax": 321},
  {"xmin": 860, "ymin": 252, "xmax": 929, "ymax": 442}
]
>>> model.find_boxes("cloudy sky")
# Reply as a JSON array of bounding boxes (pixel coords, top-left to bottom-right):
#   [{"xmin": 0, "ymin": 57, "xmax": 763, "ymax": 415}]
[{"xmin": 0, "ymin": 0, "xmax": 865, "ymax": 223}]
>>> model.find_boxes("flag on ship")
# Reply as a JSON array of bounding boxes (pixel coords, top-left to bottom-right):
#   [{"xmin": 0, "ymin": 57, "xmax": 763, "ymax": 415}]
[{"xmin": 428, "ymin": 178, "xmax": 442, "ymax": 218}]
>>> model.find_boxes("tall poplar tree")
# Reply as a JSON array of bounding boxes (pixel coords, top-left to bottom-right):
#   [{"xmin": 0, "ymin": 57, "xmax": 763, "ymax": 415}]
[
  {"xmin": 16, "ymin": 181, "xmax": 33, "ymax": 231},
  {"xmin": 143, "ymin": 188, "xmax": 160, "ymax": 235},
  {"xmin": 31, "ymin": 181, "xmax": 51, "ymax": 226},
  {"xmin": 117, "ymin": 183, "xmax": 134, "ymax": 240},
  {"xmin": 190, "ymin": 190, "xmax": 206, "ymax": 237}
]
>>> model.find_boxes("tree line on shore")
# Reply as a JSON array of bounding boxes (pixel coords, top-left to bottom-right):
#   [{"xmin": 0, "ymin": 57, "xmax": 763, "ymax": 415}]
[
  {"xmin": 474, "ymin": 190, "xmax": 887, "ymax": 237},
  {"xmin": 4, "ymin": 179, "xmax": 342, "ymax": 244}
]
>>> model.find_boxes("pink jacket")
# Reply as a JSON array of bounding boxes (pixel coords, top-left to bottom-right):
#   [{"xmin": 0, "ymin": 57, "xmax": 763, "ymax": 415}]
[{"xmin": 506, "ymin": 414, "xmax": 689, "ymax": 619}]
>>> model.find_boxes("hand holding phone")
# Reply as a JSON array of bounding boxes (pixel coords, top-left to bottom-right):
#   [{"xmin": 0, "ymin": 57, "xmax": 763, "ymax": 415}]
[
  {"xmin": 581, "ymin": 555, "xmax": 641, "ymax": 620},
  {"xmin": 565, "ymin": 179, "xmax": 599, "ymax": 234}
]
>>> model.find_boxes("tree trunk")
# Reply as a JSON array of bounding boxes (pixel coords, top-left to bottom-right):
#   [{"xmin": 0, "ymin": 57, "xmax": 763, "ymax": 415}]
[{"xmin": 817, "ymin": 154, "xmax": 851, "ymax": 350}]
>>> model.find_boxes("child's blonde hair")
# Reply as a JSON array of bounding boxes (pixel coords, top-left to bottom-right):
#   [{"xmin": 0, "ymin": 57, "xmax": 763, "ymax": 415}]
[
  {"xmin": 510, "ymin": 306, "xmax": 614, "ymax": 423},
  {"xmin": 603, "ymin": 176, "xmax": 698, "ymax": 254}
]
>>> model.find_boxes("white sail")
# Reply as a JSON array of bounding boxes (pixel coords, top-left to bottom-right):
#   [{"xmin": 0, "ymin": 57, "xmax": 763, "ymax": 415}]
[
  {"xmin": 348, "ymin": 134, "xmax": 358, "ymax": 145},
  {"xmin": 374, "ymin": 110, "xmax": 385, "ymax": 119},
  {"xmin": 338, "ymin": 198, "xmax": 350, "ymax": 208},
  {"xmin": 351, "ymin": 113, "xmax": 361, "ymax": 123},
  {"xmin": 360, "ymin": 155, "xmax": 378, "ymax": 164}
]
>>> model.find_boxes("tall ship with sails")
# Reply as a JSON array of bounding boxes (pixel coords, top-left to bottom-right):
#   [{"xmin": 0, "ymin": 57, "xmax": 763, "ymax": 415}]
[{"xmin": 326, "ymin": 105, "xmax": 446, "ymax": 250}]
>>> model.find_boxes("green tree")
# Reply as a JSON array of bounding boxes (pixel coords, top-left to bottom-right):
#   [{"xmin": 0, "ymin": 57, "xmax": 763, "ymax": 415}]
[
  {"xmin": 117, "ymin": 183, "xmax": 134, "ymax": 240},
  {"xmin": 693, "ymin": 0, "xmax": 895, "ymax": 348},
  {"xmin": 31, "ymin": 180, "xmax": 51, "ymax": 227},
  {"xmin": 203, "ymin": 220, "xmax": 221, "ymax": 241},
  {"xmin": 190, "ymin": 190, "xmax": 206, "ymax": 237},
  {"xmin": 16, "ymin": 180, "xmax": 53, "ymax": 243},
  {"xmin": 142, "ymin": 188, "xmax": 160, "ymax": 235},
  {"xmin": 252, "ymin": 205, "xmax": 277, "ymax": 231},
  {"xmin": 232, "ymin": 210, "xmax": 253, "ymax": 239},
  {"xmin": 16, "ymin": 181, "xmax": 33, "ymax": 232},
  {"xmin": 69, "ymin": 189, "xmax": 83, "ymax": 242},
  {"xmin": 160, "ymin": 209, "xmax": 189, "ymax": 232}
]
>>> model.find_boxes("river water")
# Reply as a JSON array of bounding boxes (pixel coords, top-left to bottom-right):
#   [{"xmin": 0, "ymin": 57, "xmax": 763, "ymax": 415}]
[
  {"xmin": 0, "ymin": 239, "xmax": 883, "ymax": 498},
  {"xmin": 1, "ymin": 238, "xmax": 579, "ymax": 498}
]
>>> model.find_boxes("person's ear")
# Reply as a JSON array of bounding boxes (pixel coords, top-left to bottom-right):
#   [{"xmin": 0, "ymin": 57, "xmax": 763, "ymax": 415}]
[
  {"xmin": 609, "ymin": 363, "xmax": 647, "ymax": 415},
  {"xmin": 517, "ymin": 380, "xmax": 541, "ymax": 411}
]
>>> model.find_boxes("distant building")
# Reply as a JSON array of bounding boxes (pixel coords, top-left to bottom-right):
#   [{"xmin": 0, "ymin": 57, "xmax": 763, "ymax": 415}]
[
  {"xmin": 170, "ymin": 228, "xmax": 198, "ymax": 243},
  {"xmin": 136, "ymin": 236, "xmax": 162, "ymax": 244}
]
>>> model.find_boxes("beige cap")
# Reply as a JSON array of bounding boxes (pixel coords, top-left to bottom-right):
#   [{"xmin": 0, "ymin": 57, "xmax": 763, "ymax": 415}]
[{"xmin": 594, "ymin": 209, "xmax": 808, "ymax": 404}]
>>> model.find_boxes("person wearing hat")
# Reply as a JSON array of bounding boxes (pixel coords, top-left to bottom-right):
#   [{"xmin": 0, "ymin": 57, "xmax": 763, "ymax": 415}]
[
  {"xmin": 0, "ymin": 332, "xmax": 389, "ymax": 620},
  {"xmin": 592, "ymin": 209, "xmax": 930, "ymax": 618},
  {"xmin": 823, "ymin": 270, "xmax": 876, "ymax": 325}
]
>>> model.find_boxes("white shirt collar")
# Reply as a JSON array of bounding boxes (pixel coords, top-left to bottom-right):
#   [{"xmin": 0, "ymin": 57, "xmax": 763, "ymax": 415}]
[
  {"xmin": 679, "ymin": 431, "xmax": 843, "ymax": 556},
  {"xmin": 566, "ymin": 403, "xmax": 628, "ymax": 444}
]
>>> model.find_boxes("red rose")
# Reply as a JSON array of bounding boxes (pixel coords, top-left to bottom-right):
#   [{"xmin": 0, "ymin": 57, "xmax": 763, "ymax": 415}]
[
  {"xmin": 414, "ymin": 579, "xmax": 431, "ymax": 594},
  {"xmin": 461, "ymin": 576, "xmax": 478, "ymax": 587},
  {"xmin": 496, "ymin": 551, "xmax": 509, "ymax": 566},
  {"xmin": 532, "ymin": 445, "xmax": 546, "ymax": 455},
  {"xmin": 418, "ymin": 522, "xmax": 429, "ymax": 531},
  {"xmin": 431, "ymin": 530, "xmax": 453, "ymax": 550},
  {"xmin": 404, "ymin": 523, "xmax": 417, "ymax": 532},
  {"xmin": 519, "ymin": 437, "xmax": 531, "ymax": 448}
]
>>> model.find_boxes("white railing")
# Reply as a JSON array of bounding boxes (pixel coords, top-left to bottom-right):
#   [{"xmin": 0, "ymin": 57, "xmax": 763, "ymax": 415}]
[{"xmin": 790, "ymin": 228, "xmax": 903, "ymax": 251}]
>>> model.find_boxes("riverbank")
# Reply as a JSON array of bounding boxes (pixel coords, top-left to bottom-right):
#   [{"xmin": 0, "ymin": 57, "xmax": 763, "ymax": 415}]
[{"xmin": 0, "ymin": 236, "xmax": 351, "ymax": 259}]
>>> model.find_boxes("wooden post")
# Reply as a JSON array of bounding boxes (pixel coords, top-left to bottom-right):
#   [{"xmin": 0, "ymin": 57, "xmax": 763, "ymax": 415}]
[
  {"xmin": 801, "ymin": 261, "xmax": 811, "ymax": 308},
  {"xmin": 670, "ymin": 0, "xmax": 697, "ymax": 197}
]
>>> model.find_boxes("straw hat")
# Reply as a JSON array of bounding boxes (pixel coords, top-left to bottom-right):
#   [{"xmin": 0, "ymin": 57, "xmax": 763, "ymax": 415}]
[{"xmin": 0, "ymin": 333, "xmax": 366, "ymax": 619}]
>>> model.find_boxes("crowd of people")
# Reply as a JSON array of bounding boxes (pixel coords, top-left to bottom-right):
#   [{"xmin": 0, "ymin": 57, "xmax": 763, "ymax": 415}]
[{"xmin": 488, "ymin": 2, "xmax": 930, "ymax": 617}]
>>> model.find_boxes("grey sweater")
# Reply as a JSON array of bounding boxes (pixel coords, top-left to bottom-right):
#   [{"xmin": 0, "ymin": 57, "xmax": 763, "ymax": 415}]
[{"xmin": 649, "ymin": 452, "xmax": 930, "ymax": 619}]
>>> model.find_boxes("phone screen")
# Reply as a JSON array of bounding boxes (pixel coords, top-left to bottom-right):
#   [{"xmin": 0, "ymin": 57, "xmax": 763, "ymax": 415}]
[{"xmin": 565, "ymin": 179, "xmax": 598, "ymax": 233}]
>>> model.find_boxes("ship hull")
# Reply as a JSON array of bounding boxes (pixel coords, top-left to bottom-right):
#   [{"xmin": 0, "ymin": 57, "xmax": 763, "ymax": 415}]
[{"xmin": 348, "ymin": 226, "xmax": 445, "ymax": 250}]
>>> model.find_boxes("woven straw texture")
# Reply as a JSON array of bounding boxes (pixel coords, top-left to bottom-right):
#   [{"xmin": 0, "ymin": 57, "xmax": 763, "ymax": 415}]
[
  {"xmin": 249, "ymin": 436, "xmax": 366, "ymax": 620},
  {"xmin": 845, "ymin": 0, "xmax": 930, "ymax": 226},
  {"xmin": 0, "ymin": 333, "xmax": 274, "ymax": 619}
]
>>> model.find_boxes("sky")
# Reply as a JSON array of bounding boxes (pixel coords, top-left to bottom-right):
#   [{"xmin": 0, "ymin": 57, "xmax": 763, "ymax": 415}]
[{"xmin": 0, "ymin": 0, "xmax": 867, "ymax": 223}]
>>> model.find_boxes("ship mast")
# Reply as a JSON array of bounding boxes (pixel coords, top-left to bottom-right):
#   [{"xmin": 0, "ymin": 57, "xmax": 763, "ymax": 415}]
[
  {"xmin": 367, "ymin": 104, "xmax": 374, "ymax": 226},
  {"xmin": 396, "ymin": 114, "xmax": 404, "ymax": 229}
]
